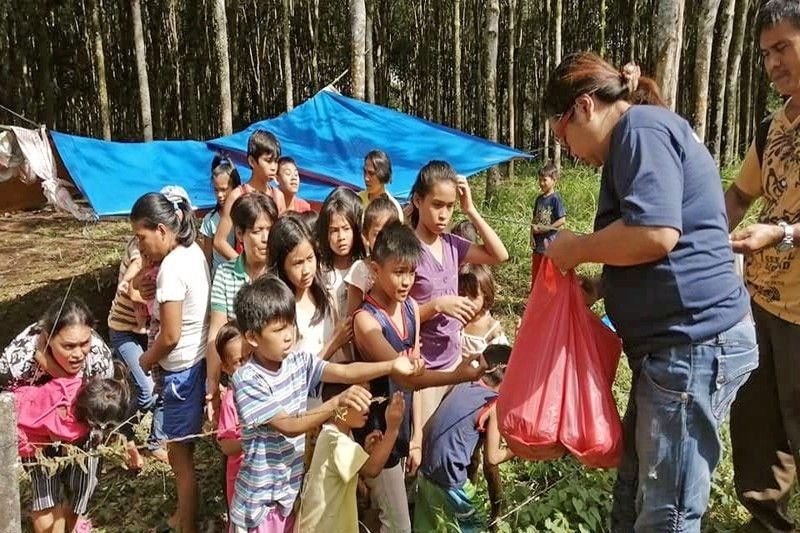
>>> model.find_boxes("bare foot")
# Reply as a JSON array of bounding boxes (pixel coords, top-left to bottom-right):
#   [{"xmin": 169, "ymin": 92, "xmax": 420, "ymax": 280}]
[
  {"xmin": 147, "ymin": 447, "xmax": 170, "ymax": 464},
  {"xmin": 126, "ymin": 441, "xmax": 144, "ymax": 470}
]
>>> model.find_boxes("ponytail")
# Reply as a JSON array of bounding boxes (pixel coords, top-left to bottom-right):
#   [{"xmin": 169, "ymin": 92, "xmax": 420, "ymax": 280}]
[
  {"xmin": 130, "ymin": 188, "xmax": 197, "ymax": 247},
  {"xmin": 543, "ymin": 52, "xmax": 665, "ymax": 118}
]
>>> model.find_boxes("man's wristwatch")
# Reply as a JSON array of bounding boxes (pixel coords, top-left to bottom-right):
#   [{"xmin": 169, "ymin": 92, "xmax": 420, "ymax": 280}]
[{"xmin": 776, "ymin": 221, "xmax": 794, "ymax": 252}]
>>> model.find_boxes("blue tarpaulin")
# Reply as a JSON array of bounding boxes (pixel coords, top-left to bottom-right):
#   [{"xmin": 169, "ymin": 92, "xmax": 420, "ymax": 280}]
[{"xmin": 52, "ymin": 88, "xmax": 531, "ymax": 217}]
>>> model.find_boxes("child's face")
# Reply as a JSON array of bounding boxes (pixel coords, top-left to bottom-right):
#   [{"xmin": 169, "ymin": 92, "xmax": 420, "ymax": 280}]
[
  {"xmin": 328, "ymin": 213, "xmax": 354, "ymax": 258},
  {"xmin": 538, "ymin": 175, "xmax": 556, "ymax": 194},
  {"xmin": 277, "ymin": 163, "xmax": 300, "ymax": 194},
  {"xmin": 284, "ymin": 239, "xmax": 317, "ymax": 291},
  {"xmin": 364, "ymin": 214, "xmax": 394, "ymax": 251},
  {"xmin": 212, "ymin": 173, "xmax": 234, "ymax": 206},
  {"xmin": 250, "ymin": 154, "xmax": 279, "ymax": 181},
  {"xmin": 245, "ymin": 320, "xmax": 295, "ymax": 365},
  {"xmin": 363, "ymin": 159, "xmax": 382, "ymax": 193},
  {"xmin": 237, "ymin": 214, "xmax": 272, "ymax": 264},
  {"xmin": 414, "ymin": 181, "xmax": 457, "ymax": 234},
  {"xmin": 463, "ymin": 288, "xmax": 484, "ymax": 316},
  {"xmin": 370, "ymin": 258, "xmax": 416, "ymax": 302},
  {"xmin": 221, "ymin": 336, "xmax": 247, "ymax": 375}
]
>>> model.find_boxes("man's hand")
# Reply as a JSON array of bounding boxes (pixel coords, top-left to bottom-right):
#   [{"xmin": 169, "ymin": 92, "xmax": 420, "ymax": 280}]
[
  {"xmin": 730, "ymin": 223, "xmax": 784, "ymax": 254},
  {"xmin": 544, "ymin": 229, "xmax": 583, "ymax": 271}
]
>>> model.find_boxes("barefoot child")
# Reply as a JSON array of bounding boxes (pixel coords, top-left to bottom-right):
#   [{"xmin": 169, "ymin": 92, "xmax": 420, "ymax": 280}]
[
  {"xmin": 413, "ymin": 345, "xmax": 515, "ymax": 533},
  {"xmin": 408, "ymin": 161, "xmax": 508, "ymax": 431},
  {"xmin": 228, "ymin": 275, "xmax": 423, "ymax": 532},
  {"xmin": 296, "ymin": 387, "xmax": 405, "ymax": 533},
  {"xmin": 353, "ymin": 221, "xmax": 489, "ymax": 533},
  {"xmin": 530, "ymin": 162, "xmax": 566, "ymax": 286},
  {"xmin": 215, "ymin": 322, "xmax": 247, "ymax": 510}
]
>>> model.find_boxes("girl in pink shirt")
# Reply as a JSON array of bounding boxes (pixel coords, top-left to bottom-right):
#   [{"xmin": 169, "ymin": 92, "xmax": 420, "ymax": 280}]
[{"xmin": 215, "ymin": 322, "xmax": 248, "ymax": 510}]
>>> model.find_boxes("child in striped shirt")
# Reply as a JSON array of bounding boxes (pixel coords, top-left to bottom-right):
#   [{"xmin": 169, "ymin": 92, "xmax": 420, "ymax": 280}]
[{"xmin": 229, "ymin": 275, "xmax": 423, "ymax": 533}]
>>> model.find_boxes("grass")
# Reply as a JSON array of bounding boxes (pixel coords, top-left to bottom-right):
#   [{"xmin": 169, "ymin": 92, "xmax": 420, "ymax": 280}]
[{"xmin": 5, "ymin": 161, "xmax": 797, "ymax": 532}]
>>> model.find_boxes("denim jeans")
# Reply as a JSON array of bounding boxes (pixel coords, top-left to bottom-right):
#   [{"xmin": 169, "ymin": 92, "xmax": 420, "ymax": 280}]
[
  {"xmin": 610, "ymin": 317, "xmax": 758, "ymax": 533},
  {"xmin": 108, "ymin": 328, "xmax": 165, "ymax": 450}
]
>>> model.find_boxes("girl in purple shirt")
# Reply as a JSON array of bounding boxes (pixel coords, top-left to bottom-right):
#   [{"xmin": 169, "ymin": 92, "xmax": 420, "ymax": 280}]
[{"xmin": 407, "ymin": 160, "xmax": 509, "ymax": 457}]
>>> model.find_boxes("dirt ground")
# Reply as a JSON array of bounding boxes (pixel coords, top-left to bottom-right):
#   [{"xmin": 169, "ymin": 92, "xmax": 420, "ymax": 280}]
[{"xmin": 0, "ymin": 208, "xmax": 130, "ymax": 346}]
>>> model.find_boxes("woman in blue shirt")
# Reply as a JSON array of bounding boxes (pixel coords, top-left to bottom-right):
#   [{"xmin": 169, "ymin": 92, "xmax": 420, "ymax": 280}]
[{"xmin": 543, "ymin": 52, "xmax": 757, "ymax": 533}]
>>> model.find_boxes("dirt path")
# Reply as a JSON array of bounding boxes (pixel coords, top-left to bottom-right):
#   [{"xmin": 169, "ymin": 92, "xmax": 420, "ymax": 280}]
[{"xmin": 0, "ymin": 209, "xmax": 129, "ymax": 345}]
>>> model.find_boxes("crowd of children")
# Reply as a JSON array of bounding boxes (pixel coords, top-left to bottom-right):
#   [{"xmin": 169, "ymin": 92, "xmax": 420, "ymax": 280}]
[{"xmin": 8, "ymin": 128, "xmax": 570, "ymax": 533}]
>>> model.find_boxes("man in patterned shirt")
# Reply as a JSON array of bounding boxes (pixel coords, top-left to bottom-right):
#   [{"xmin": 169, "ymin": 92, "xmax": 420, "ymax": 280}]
[{"xmin": 725, "ymin": 2, "xmax": 800, "ymax": 531}]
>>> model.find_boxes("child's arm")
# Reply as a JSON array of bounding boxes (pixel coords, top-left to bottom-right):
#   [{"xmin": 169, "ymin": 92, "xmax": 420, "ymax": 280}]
[
  {"xmin": 267, "ymin": 385, "xmax": 371, "ymax": 437},
  {"xmin": 318, "ymin": 316, "xmax": 353, "ymax": 361},
  {"xmin": 139, "ymin": 301, "xmax": 183, "ymax": 371},
  {"xmin": 353, "ymin": 304, "xmax": 486, "ymax": 389},
  {"xmin": 346, "ymin": 284, "xmax": 365, "ymax": 317},
  {"xmin": 321, "ymin": 357, "xmax": 423, "ymax": 385},
  {"xmin": 201, "ymin": 232, "xmax": 214, "ymax": 266},
  {"xmin": 120, "ymin": 255, "xmax": 143, "ymax": 285},
  {"xmin": 218, "ymin": 439, "xmax": 242, "ymax": 457},
  {"xmin": 456, "ymin": 177, "xmax": 509, "ymax": 265},
  {"xmin": 205, "ymin": 310, "xmax": 228, "ymax": 420},
  {"xmin": 484, "ymin": 404, "xmax": 514, "ymax": 466},
  {"xmin": 360, "ymin": 392, "xmax": 404, "ymax": 478},
  {"xmin": 408, "ymin": 390, "xmax": 423, "ymax": 476},
  {"xmin": 213, "ymin": 189, "xmax": 242, "ymax": 260}
]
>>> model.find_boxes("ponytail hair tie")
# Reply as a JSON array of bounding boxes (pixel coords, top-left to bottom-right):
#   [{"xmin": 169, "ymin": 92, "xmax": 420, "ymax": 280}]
[{"xmin": 620, "ymin": 62, "xmax": 641, "ymax": 94}]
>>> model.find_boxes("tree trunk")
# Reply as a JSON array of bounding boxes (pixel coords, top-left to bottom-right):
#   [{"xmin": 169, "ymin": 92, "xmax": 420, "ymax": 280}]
[
  {"xmin": 280, "ymin": 0, "xmax": 293, "ymax": 110},
  {"xmin": 507, "ymin": 0, "xmax": 516, "ymax": 178},
  {"xmin": 553, "ymin": 0, "xmax": 562, "ymax": 167},
  {"xmin": 90, "ymin": 0, "xmax": 111, "ymax": 139},
  {"xmin": 724, "ymin": 0, "xmax": 749, "ymax": 164},
  {"xmin": 628, "ymin": 0, "xmax": 638, "ymax": 61},
  {"xmin": 212, "ymin": 0, "xmax": 233, "ymax": 133},
  {"xmin": 365, "ymin": 0, "xmax": 375, "ymax": 103},
  {"xmin": 599, "ymin": 0, "xmax": 607, "ymax": 58},
  {"xmin": 709, "ymin": 0, "xmax": 735, "ymax": 161},
  {"xmin": 483, "ymin": 0, "xmax": 501, "ymax": 204},
  {"xmin": 653, "ymin": 0, "xmax": 686, "ymax": 110},
  {"xmin": 131, "ymin": 0, "xmax": 153, "ymax": 140},
  {"xmin": 690, "ymin": 0, "xmax": 722, "ymax": 140},
  {"xmin": 38, "ymin": 4, "xmax": 55, "ymax": 128},
  {"xmin": 454, "ymin": 0, "xmax": 462, "ymax": 130},
  {"xmin": 349, "ymin": 0, "xmax": 366, "ymax": 100}
]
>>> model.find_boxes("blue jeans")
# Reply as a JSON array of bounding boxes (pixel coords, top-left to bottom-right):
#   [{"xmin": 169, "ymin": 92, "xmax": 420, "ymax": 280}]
[
  {"xmin": 108, "ymin": 328, "xmax": 165, "ymax": 450},
  {"xmin": 611, "ymin": 318, "xmax": 758, "ymax": 532}
]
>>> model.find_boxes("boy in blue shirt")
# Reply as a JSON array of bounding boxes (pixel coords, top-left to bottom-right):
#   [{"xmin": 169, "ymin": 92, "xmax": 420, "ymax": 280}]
[{"xmin": 530, "ymin": 162, "xmax": 566, "ymax": 287}]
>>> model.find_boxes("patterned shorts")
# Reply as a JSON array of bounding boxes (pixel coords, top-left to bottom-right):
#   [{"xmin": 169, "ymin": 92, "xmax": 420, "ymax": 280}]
[{"xmin": 25, "ymin": 454, "xmax": 101, "ymax": 515}]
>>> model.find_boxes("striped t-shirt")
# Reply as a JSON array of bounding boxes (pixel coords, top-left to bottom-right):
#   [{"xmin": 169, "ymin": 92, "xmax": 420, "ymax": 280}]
[
  {"xmin": 107, "ymin": 237, "xmax": 146, "ymax": 334},
  {"xmin": 210, "ymin": 254, "xmax": 249, "ymax": 319},
  {"xmin": 229, "ymin": 351, "xmax": 328, "ymax": 529}
]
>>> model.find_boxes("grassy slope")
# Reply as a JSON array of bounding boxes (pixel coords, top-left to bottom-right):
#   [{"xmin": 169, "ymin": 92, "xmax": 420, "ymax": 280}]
[{"xmin": 9, "ymin": 162, "xmax": 797, "ymax": 532}]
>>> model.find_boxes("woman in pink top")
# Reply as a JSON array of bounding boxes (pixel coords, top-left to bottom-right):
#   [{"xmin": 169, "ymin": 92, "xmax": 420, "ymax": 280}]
[
  {"xmin": 407, "ymin": 161, "xmax": 509, "ymax": 468},
  {"xmin": 1, "ymin": 298, "xmax": 115, "ymax": 533}
]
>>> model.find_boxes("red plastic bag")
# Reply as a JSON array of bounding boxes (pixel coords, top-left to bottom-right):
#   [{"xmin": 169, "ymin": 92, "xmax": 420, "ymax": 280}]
[{"xmin": 497, "ymin": 257, "xmax": 623, "ymax": 468}]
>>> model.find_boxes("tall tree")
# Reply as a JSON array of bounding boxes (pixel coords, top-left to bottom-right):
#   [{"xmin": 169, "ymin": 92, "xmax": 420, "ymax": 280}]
[
  {"xmin": 724, "ymin": 0, "xmax": 750, "ymax": 164},
  {"xmin": 90, "ymin": 0, "xmax": 111, "ymax": 139},
  {"xmin": 599, "ymin": 0, "xmax": 607, "ymax": 58},
  {"xmin": 653, "ymin": 0, "xmax": 686, "ymax": 110},
  {"xmin": 553, "ymin": 0, "xmax": 562, "ymax": 167},
  {"xmin": 690, "ymin": 0, "xmax": 722, "ymax": 140},
  {"xmin": 212, "ymin": 0, "xmax": 233, "ymax": 132},
  {"xmin": 349, "ymin": 0, "xmax": 366, "ymax": 100},
  {"xmin": 365, "ymin": 0, "xmax": 375, "ymax": 103},
  {"xmin": 130, "ymin": 0, "xmax": 153, "ymax": 140},
  {"xmin": 709, "ymin": 0, "xmax": 735, "ymax": 161},
  {"xmin": 508, "ymin": 0, "xmax": 516, "ymax": 178},
  {"xmin": 484, "ymin": 0, "xmax": 501, "ymax": 203},
  {"xmin": 281, "ymin": 0, "xmax": 294, "ymax": 110},
  {"xmin": 454, "ymin": 0, "xmax": 462, "ymax": 130}
]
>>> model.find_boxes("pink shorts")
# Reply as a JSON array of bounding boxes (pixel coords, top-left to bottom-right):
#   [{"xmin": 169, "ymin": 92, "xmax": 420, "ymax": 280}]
[{"xmin": 229, "ymin": 509, "xmax": 295, "ymax": 533}]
